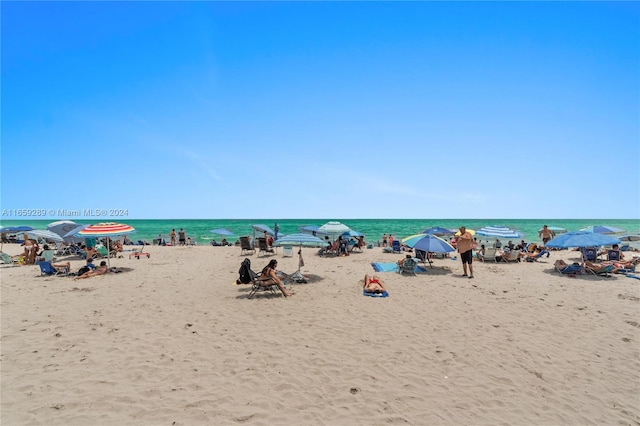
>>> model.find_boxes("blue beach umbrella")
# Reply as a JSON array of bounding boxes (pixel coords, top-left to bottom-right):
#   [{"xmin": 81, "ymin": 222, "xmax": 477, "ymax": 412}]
[
  {"xmin": 579, "ymin": 225, "xmax": 625, "ymax": 234},
  {"xmin": 341, "ymin": 229, "xmax": 363, "ymax": 238},
  {"xmin": 422, "ymin": 226, "xmax": 455, "ymax": 237},
  {"xmin": 476, "ymin": 226, "xmax": 522, "ymax": 239},
  {"xmin": 209, "ymin": 228, "xmax": 234, "ymax": 237},
  {"xmin": 402, "ymin": 234, "xmax": 455, "ymax": 253},
  {"xmin": 252, "ymin": 224, "xmax": 276, "ymax": 237},
  {"xmin": 545, "ymin": 231, "xmax": 621, "ymax": 249},
  {"xmin": 0, "ymin": 225, "xmax": 34, "ymax": 233}
]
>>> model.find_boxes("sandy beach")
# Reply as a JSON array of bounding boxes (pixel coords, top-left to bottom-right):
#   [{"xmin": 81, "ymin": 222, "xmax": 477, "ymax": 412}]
[{"xmin": 1, "ymin": 243, "xmax": 639, "ymax": 425}]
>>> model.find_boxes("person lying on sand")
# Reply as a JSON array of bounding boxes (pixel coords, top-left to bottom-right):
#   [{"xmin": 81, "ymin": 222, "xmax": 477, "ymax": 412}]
[
  {"xmin": 364, "ymin": 274, "xmax": 386, "ymax": 293},
  {"xmin": 74, "ymin": 261, "xmax": 108, "ymax": 280}
]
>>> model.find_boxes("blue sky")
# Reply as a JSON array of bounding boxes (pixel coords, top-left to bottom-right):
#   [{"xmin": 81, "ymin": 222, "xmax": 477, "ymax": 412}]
[{"xmin": 2, "ymin": 2, "xmax": 639, "ymax": 219}]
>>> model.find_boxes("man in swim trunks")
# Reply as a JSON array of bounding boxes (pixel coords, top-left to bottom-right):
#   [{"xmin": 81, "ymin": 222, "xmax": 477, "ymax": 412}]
[
  {"xmin": 538, "ymin": 225, "xmax": 555, "ymax": 245},
  {"xmin": 457, "ymin": 226, "xmax": 474, "ymax": 279},
  {"xmin": 364, "ymin": 274, "xmax": 386, "ymax": 293}
]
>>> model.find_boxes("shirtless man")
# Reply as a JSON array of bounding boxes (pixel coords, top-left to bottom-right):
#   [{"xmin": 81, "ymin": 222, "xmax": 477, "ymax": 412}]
[
  {"xmin": 364, "ymin": 274, "xmax": 386, "ymax": 293},
  {"xmin": 74, "ymin": 261, "xmax": 108, "ymax": 280},
  {"xmin": 539, "ymin": 225, "xmax": 555, "ymax": 245}
]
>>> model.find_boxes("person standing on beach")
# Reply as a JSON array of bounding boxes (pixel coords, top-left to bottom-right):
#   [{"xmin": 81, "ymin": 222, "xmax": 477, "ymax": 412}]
[
  {"xmin": 457, "ymin": 226, "xmax": 474, "ymax": 279},
  {"xmin": 539, "ymin": 225, "xmax": 555, "ymax": 246},
  {"xmin": 170, "ymin": 229, "xmax": 177, "ymax": 246},
  {"xmin": 178, "ymin": 228, "xmax": 186, "ymax": 246},
  {"xmin": 382, "ymin": 234, "xmax": 388, "ymax": 247}
]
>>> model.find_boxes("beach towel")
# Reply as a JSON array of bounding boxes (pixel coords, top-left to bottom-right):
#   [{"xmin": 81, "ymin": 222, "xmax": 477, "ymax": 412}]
[
  {"xmin": 371, "ymin": 262, "xmax": 428, "ymax": 273},
  {"xmin": 363, "ymin": 289, "xmax": 389, "ymax": 298},
  {"xmin": 626, "ymin": 273, "xmax": 640, "ymax": 280}
]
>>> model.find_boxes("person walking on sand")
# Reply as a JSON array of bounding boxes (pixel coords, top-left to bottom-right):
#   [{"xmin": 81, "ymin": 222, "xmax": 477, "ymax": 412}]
[
  {"xmin": 457, "ymin": 226, "xmax": 474, "ymax": 279},
  {"xmin": 539, "ymin": 225, "xmax": 555, "ymax": 246}
]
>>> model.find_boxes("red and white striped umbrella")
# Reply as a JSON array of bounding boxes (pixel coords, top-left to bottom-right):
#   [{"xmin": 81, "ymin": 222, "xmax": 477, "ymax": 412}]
[
  {"xmin": 77, "ymin": 222, "xmax": 135, "ymax": 237},
  {"xmin": 77, "ymin": 223, "xmax": 136, "ymax": 268}
]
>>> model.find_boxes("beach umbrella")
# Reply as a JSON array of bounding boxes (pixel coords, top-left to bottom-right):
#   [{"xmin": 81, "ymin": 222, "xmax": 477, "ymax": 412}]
[
  {"xmin": 62, "ymin": 224, "xmax": 89, "ymax": 240},
  {"xmin": 24, "ymin": 229, "xmax": 64, "ymax": 243},
  {"xmin": 475, "ymin": 226, "xmax": 522, "ymax": 239},
  {"xmin": 273, "ymin": 233, "xmax": 326, "ymax": 279},
  {"xmin": 75, "ymin": 222, "xmax": 136, "ymax": 267},
  {"xmin": 341, "ymin": 229, "xmax": 363, "ymax": 238},
  {"xmin": 422, "ymin": 226, "xmax": 455, "ymax": 236},
  {"xmin": 546, "ymin": 231, "xmax": 620, "ymax": 249},
  {"xmin": 299, "ymin": 225, "xmax": 330, "ymax": 237},
  {"xmin": 0, "ymin": 225, "xmax": 34, "ymax": 233},
  {"xmin": 47, "ymin": 220, "xmax": 86, "ymax": 243},
  {"xmin": 209, "ymin": 228, "xmax": 234, "ymax": 241},
  {"xmin": 619, "ymin": 234, "xmax": 640, "ymax": 242},
  {"xmin": 252, "ymin": 224, "xmax": 276, "ymax": 237},
  {"xmin": 0, "ymin": 225, "xmax": 35, "ymax": 250},
  {"xmin": 579, "ymin": 225, "xmax": 625, "ymax": 234},
  {"xmin": 318, "ymin": 221, "xmax": 351, "ymax": 241},
  {"xmin": 402, "ymin": 234, "xmax": 455, "ymax": 253}
]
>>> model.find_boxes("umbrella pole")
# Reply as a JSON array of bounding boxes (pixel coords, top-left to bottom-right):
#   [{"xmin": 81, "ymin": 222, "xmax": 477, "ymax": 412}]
[{"xmin": 107, "ymin": 237, "xmax": 111, "ymax": 269}]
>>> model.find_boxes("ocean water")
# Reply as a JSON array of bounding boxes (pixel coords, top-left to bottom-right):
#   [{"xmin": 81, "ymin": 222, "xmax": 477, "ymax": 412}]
[{"xmin": 1, "ymin": 218, "xmax": 639, "ymax": 245}]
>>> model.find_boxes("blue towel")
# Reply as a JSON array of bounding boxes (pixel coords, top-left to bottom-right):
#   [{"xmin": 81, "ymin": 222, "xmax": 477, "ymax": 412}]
[
  {"xmin": 363, "ymin": 289, "xmax": 389, "ymax": 298},
  {"xmin": 371, "ymin": 262, "xmax": 428, "ymax": 273},
  {"xmin": 626, "ymin": 273, "xmax": 640, "ymax": 280}
]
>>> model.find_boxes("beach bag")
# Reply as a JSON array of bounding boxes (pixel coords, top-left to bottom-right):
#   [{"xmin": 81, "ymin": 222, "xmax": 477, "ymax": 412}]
[{"xmin": 237, "ymin": 258, "xmax": 257, "ymax": 284}]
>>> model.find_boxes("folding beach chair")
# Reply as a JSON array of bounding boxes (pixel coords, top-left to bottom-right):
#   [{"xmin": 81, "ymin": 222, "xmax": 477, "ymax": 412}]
[
  {"xmin": 240, "ymin": 236, "xmax": 255, "ymax": 256},
  {"xmin": 39, "ymin": 261, "xmax": 68, "ymax": 276}
]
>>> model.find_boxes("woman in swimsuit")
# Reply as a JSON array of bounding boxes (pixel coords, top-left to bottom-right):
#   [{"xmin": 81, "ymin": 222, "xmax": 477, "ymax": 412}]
[
  {"xmin": 259, "ymin": 259, "xmax": 294, "ymax": 297},
  {"xmin": 364, "ymin": 274, "xmax": 386, "ymax": 293}
]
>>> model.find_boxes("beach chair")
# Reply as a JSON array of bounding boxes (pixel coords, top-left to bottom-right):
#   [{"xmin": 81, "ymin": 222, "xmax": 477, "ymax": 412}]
[
  {"xmin": 503, "ymin": 250, "xmax": 521, "ymax": 263},
  {"xmin": 398, "ymin": 258, "xmax": 417, "ymax": 276},
  {"xmin": 414, "ymin": 249, "xmax": 434, "ymax": 268},
  {"xmin": 607, "ymin": 250, "xmax": 621, "ymax": 262},
  {"xmin": 247, "ymin": 273, "xmax": 279, "ymax": 298},
  {"xmin": 391, "ymin": 240, "xmax": 402, "ymax": 253},
  {"xmin": 240, "ymin": 236, "xmax": 255, "ymax": 256},
  {"xmin": 282, "ymin": 246, "xmax": 293, "ymax": 257},
  {"xmin": 478, "ymin": 247, "xmax": 497, "ymax": 262},
  {"xmin": 257, "ymin": 238, "xmax": 275, "ymax": 257},
  {"xmin": 129, "ymin": 248, "xmax": 151, "ymax": 259},
  {"xmin": 38, "ymin": 261, "xmax": 68, "ymax": 276},
  {"xmin": 582, "ymin": 248, "xmax": 598, "ymax": 262},
  {"xmin": 585, "ymin": 263, "xmax": 615, "ymax": 277},
  {"xmin": 36, "ymin": 249, "xmax": 56, "ymax": 264},
  {"xmin": 1, "ymin": 252, "xmax": 22, "ymax": 266},
  {"xmin": 555, "ymin": 262, "xmax": 584, "ymax": 276}
]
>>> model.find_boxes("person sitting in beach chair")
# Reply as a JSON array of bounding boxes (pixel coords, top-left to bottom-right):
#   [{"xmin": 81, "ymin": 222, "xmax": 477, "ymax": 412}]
[
  {"xmin": 607, "ymin": 244, "xmax": 624, "ymax": 262},
  {"xmin": 554, "ymin": 259, "xmax": 584, "ymax": 275},
  {"xmin": 363, "ymin": 274, "xmax": 387, "ymax": 294},
  {"xmin": 584, "ymin": 261, "xmax": 616, "ymax": 276},
  {"xmin": 251, "ymin": 259, "xmax": 293, "ymax": 298}
]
